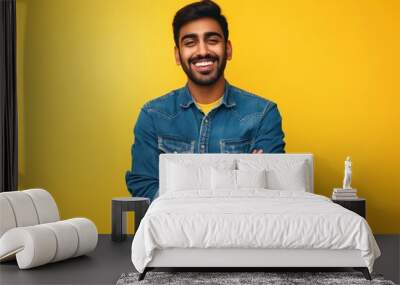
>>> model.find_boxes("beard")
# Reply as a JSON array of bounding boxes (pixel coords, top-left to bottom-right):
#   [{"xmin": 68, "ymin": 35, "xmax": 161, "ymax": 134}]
[{"xmin": 179, "ymin": 50, "xmax": 228, "ymax": 86}]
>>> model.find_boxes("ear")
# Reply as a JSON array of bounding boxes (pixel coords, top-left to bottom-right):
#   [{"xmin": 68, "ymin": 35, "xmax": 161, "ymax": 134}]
[
  {"xmin": 174, "ymin": 46, "xmax": 181, "ymax": 65},
  {"xmin": 226, "ymin": 40, "xmax": 232, "ymax": 60}
]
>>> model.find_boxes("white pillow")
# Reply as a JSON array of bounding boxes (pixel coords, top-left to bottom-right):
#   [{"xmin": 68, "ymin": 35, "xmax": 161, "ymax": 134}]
[
  {"xmin": 238, "ymin": 159, "xmax": 309, "ymax": 191},
  {"xmin": 167, "ymin": 162, "xmax": 210, "ymax": 191},
  {"xmin": 211, "ymin": 168, "xmax": 236, "ymax": 190},
  {"xmin": 211, "ymin": 168, "xmax": 267, "ymax": 190},
  {"xmin": 237, "ymin": 169, "xmax": 267, "ymax": 188},
  {"xmin": 166, "ymin": 159, "xmax": 236, "ymax": 192}
]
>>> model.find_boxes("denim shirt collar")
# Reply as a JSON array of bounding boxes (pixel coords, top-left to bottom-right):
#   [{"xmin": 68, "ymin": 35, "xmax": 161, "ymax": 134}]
[{"xmin": 179, "ymin": 80, "xmax": 236, "ymax": 109}]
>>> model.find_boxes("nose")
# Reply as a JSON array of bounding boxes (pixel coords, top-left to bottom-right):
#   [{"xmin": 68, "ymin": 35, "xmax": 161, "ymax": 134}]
[{"xmin": 197, "ymin": 40, "xmax": 208, "ymax": 56}]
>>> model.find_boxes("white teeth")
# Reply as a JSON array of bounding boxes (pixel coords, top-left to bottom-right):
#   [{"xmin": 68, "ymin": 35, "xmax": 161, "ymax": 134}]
[{"xmin": 194, "ymin": 61, "xmax": 213, "ymax": 67}]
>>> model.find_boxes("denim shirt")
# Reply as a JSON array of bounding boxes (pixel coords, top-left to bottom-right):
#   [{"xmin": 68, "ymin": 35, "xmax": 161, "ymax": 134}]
[{"xmin": 125, "ymin": 81, "xmax": 285, "ymax": 201}]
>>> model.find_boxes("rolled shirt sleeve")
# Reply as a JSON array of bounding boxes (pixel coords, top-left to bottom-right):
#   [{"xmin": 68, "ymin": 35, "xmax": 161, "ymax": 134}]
[
  {"xmin": 252, "ymin": 102, "xmax": 286, "ymax": 153},
  {"xmin": 125, "ymin": 106, "xmax": 160, "ymax": 201}
]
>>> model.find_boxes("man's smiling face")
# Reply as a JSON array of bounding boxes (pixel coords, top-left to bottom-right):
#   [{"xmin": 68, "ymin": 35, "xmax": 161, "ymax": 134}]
[{"xmin": 175, "ymin": 17, "xmax": 232, "ymax": 86}]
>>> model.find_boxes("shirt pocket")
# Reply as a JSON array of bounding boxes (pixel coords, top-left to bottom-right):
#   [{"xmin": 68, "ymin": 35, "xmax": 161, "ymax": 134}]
[
  {"xmin": 220, "ymin": 137, "xmax": 253, "ymax": 154},
  {"xmin": 158, "ymin": 135, "xmax": 195, "ymax": 153}
]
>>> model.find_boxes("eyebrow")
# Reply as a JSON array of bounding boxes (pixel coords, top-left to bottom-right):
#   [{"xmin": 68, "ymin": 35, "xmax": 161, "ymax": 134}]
[{"xmin": 180, "ymin": 32, "xmax": 223, "ymax": 43}]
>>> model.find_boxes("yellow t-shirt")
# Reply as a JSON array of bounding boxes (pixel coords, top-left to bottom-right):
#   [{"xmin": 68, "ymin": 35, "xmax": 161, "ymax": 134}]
[{"xmin": 195, "ymin": 97, "xmax": 223, "ymax": 115}]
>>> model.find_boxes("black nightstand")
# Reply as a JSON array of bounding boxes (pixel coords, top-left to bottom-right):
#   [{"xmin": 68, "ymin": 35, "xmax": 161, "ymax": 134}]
[
  {"xmin": 111, "ymin": 197, "xmax": 150, "ymax": 242},
  {"xmin": 332, "ymin": 198, "xmax": 366, "ymax": 218}
]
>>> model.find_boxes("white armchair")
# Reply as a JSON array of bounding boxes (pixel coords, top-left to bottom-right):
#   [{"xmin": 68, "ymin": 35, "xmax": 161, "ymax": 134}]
[{"xmin": 0, "ymin": 189, "xmax": 97, "ymax": 269}]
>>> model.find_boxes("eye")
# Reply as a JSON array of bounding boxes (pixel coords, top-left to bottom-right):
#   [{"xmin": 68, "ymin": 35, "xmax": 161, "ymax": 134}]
[
  {"xmin": 184, "ymin": 41, "xmax": 196, "ymax": 47},
  {"xmin": 208, "ymin": 38, "xmax": 220, "ymax": 44}
]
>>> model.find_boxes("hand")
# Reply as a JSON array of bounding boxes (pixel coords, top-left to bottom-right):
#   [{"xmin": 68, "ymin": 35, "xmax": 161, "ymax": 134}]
[{"xmin": 251, "ymin": 149, "xmax": 263, "ymax": 154}]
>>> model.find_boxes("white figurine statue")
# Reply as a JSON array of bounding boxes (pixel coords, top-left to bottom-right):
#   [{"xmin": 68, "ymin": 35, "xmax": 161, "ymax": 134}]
[{"xmin": 342, "ymin": 156, "xmax": 352, "ymax": 189}]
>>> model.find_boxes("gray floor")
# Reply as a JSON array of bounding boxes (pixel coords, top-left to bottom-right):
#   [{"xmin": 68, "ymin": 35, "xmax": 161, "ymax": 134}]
[
  {"xmin": 374, "ymin": 234, "xmax": 400, "ymax": 284},
  {"xmin": 0, "ymin": 235, "xmax": 398, "ymax": 285}
]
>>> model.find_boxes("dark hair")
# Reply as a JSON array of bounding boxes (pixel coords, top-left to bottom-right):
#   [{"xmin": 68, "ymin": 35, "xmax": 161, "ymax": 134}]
[{"xmin": 173, "ymin": 0, "xmax": 229, "ymax": 47}]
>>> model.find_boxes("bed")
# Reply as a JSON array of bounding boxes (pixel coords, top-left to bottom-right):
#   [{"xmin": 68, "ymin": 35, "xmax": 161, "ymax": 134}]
[{"xmin": 131, "ymin": 153, "xmax": 380, "ymax": 281}]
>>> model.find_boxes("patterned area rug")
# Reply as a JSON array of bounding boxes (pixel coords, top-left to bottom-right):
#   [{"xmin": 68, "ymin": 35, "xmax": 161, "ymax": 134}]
[{"xmin": 116, "ymin": 271, "xmax": 396, "ymax": 285}]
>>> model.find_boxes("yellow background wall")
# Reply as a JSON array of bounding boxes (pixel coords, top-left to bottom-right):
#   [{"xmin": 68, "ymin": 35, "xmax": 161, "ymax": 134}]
[{"xmin": 16, "ymin": 0, "xmax": 399, "ymax": 234}]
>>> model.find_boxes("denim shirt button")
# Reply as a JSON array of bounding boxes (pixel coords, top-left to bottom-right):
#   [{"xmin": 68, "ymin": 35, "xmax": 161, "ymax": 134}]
[{"xmin": 201, "ymin": 145, "xmax": 205, "ymax": 149}]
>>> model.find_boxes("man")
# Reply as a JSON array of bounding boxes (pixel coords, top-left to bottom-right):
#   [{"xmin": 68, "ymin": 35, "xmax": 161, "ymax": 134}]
[{"xmin": 126, "ymin": 0, "xmax": 285, "ymax": 201}]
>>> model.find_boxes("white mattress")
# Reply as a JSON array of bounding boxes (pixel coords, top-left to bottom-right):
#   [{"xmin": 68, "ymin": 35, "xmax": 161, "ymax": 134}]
[{"xmin": 131, "ymin": 190, "xmax": 380, "ymax": 273}]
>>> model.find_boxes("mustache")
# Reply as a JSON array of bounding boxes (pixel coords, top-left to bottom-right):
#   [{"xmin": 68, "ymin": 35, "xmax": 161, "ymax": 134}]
[{"xmin": 189, "ymin": 55, "xmax": 218, "ymax": 64}]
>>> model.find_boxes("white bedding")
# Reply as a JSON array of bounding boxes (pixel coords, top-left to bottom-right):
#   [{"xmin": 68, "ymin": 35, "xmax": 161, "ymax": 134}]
[{"xmin": 131, "ymin": 190, "xmax": 380, "ymax": 273}]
